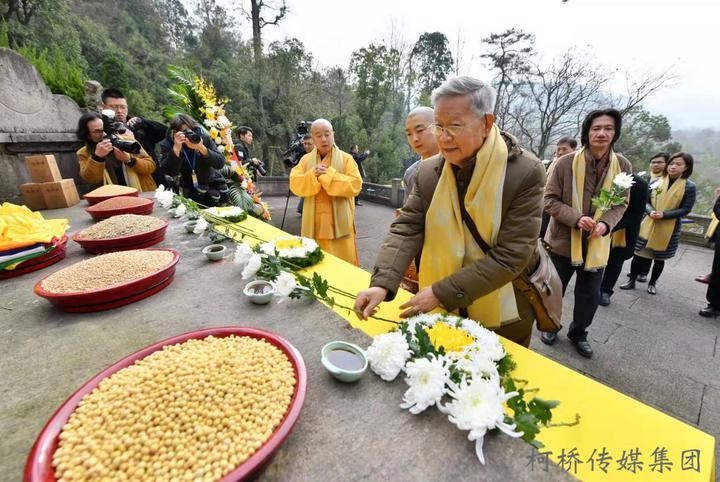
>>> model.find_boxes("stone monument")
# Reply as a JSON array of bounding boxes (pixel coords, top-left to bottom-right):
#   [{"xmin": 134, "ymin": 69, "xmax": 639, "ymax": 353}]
[{"xmin": 0, "ymin": 47, "xmax": 85, "ymax": 203}]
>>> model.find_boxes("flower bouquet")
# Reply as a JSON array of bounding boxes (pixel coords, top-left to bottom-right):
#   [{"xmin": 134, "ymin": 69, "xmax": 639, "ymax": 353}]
[
  {"xmin": 592, "ymin": 172, "xmax": 634, "ymax": 214},
  {"xmin": 258, "ymin": 236, "xmax": 323, "ymax": 268},
  {"xmin": 366, "ymin": 313, "xmax": 560, "ymax": 465}
]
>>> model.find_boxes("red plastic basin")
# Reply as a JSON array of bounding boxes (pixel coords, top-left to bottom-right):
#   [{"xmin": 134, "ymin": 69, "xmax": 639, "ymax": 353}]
[{"xmin": 24, "ymin": 326, "xmax": 308, "ymax": 482}]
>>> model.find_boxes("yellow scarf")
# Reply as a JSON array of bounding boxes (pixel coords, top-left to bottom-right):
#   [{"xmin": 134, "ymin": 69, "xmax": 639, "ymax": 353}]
[
  {"xmin": 639, "ymin": 176, "xmax": 686, "ymax": 251},
  {"xmin": 570, "ymin": 148, "xmax": 622, "ymax": 270},
  {"xmin": 611, "ymin": 229, "xmax": 626, "ymax": 248},
  {"xmin": 301, "ymin": 145, "xmax": 353, "ymax": 239},
  {"xmin": 420, "ymin": 126, "xmax": 517, "ymax": 328},
  {"xmin": 706, "ymin": 213, "xmax": 719, "ymax": 240}
]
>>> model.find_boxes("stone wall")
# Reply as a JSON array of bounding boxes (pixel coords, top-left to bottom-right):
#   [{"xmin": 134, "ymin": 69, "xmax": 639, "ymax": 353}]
[{"xmin": 0, "ymin": 48, "xmax": 84, "ymax": 203}]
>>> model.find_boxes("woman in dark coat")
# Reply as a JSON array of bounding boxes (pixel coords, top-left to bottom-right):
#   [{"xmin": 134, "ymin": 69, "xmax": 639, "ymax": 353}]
[
  {"xmin": 621, "ymin": 153, "xmax": 696, "ymax": 295},
  {"xmin": 700, "ymin": 192, "xmax": 720, "ymax": 317}
]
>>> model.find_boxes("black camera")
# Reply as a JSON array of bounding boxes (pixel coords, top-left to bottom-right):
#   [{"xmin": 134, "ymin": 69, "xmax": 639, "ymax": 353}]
[
  {"xmin": 282, "ymin": 120, "xmax": 313, "ymax": 170},
  {"xmin": 101, "ymin": 109, "xmax": 142, "ymax": 154},
  {"xmin": 183, "ymin": 129, "xmax": 201, "ymax": 144}
]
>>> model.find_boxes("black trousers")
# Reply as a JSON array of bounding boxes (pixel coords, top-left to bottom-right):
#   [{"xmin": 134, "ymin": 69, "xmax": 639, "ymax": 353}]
[
  {"xmin": 550, "ymin": 253, "xmax": 604, "ymax": 342},
  {"xmin": 708, "ymin": 241, "xmax": 720, "ymax": 309},
  {"xmin": 600, "ymin": 247, "xmax": 627, "ymax": 296}
]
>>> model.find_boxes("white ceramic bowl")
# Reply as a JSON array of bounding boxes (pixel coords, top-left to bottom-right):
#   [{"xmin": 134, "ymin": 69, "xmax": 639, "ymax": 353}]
[
  {"xmin": 320, "ymin": 341, "xmax": 368, "ymax": 383},
  {"xmin": 202, "ymin": 244, "xmax": 227, "ymax": 261},
  {"xmin": 243, "ymin": 280, "xmax": 275, "ymax": 305},
  {"xmin": 183, "ymin": 220, "xmax": 198, "ymax": 233}
]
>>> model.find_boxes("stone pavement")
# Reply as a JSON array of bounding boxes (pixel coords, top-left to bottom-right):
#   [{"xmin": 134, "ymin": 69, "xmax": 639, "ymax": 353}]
[
  {"xmin": 265, "ymin": 194, "xmax": 719, "ymax": 475},
  {"xmin": 0, "ymin": 197, "xmax": 574, "ymax": 481}
]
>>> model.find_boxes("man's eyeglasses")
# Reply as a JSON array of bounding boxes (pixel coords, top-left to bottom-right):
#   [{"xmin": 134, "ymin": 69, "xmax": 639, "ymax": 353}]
[{"xmin": 429, "ymin": 124, "xmax": 466, "ymax": 137}]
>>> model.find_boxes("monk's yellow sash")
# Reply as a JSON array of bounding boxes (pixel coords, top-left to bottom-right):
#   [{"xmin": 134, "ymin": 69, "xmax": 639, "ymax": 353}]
[
  {"xmin": 639, "ymin": 176, "xmax": 686, "ymax": 251},
  {"xmin": 301, "ymin": 145, "xmax": 353, "ymax": 239},
  {"xmin": 570, "ymin": 148, "xmax": 622, "ymax": 270},
  {"xmin": 419, "ymin": 126, "xmax": 517, "ymax": 329},
  {"xmin": 706, "ymin": 213, "xmax": 719, "ymax": 240}
]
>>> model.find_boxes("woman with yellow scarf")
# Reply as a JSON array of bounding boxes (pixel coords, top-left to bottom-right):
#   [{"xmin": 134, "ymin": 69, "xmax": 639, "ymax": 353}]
[{"xmin": 621, "ymin": 153, "xmax": 696, "ymax": 295}]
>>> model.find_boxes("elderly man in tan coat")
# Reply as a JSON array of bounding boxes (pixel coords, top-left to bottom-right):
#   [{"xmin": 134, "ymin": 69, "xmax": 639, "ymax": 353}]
[
  {"xmin": 540, "ymin": 109, "xmax": 632, "ymax": 358},
  {"xmin": 354, "ymin": 76, "xmax": 545, "ymax": 347}
]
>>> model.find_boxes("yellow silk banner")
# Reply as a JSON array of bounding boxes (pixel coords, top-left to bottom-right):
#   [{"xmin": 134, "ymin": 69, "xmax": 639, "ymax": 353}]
[{"xmin": 234, "ymin": 216, "xmax": 715, "ymax": 482}]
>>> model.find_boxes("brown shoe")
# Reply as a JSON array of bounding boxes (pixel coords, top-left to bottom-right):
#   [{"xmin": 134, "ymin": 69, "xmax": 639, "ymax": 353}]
[{"xmin": 695, "ymin": 274, "xmax": 711, "ymax": 284}]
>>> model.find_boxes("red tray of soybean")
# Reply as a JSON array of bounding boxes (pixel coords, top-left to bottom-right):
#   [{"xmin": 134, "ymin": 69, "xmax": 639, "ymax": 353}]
[
  {"xmin": 0, "ymin": 236, "xmax": 68, "ymax": 280},
  {"xmin": 33, "ymin": 248, "xmax": 179, "ymax": 311},
  {"xmin": 83, "ymin": 187, "xmax": 139, "ymax": 205},
  {"xmin": 24, "ymin": 326, "xmax": 308, "ymax": 482},
  {"xmin": 71, "ymin": 219, "xmax": 168, "ymax": 253},
  {"xmin": 85, "ymin": 196, "xmax": 155, "ymax": 221}
]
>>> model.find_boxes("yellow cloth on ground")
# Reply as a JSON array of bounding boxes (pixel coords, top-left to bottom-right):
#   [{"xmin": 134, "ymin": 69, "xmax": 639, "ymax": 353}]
[
  {"xmin": 570, "ymin": 148, "xmax": 622, "ymax": 270},
  {"xmin": 289, "ymin": 146, "xmax": 362, "ymax": 265},
  {"xmin": 0, "ymin": 203, "xmax": 68, "ymax": 251},
  {"xmin": 639, "ymin": 176, "xmax": 686, "ymax": 251},
  {"xmin": 419, "ymin": 126, "xmax": 517, "ymax": 328},
  {"xmin": 611, "ymin": 229, "xmax": 626, "ymax": 248},
  {"xmin": 232, "ymin": 215, "xmax": 715, "ymax": 482},
  {"xmin": 705, "ymin": 213, "xmax": 718, "ymax": 240}
]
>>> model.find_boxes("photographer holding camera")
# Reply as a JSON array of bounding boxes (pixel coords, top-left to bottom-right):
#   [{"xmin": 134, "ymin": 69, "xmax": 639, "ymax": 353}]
[
  {"xmin": 234, "ymin": 126, "xmax": 266, "ymax": 181},
  {"xmin": 283, "ymin": 121, "xmax": 313, "ymax": 173},
  {"xmin": 76, "ymin": 111, "xmax": 157, "ymax": 191},
  {"xmin": 101, "ymin": 88, "xmax": 169, "ymax": 187},
  {"xmin": 160, "ymin": 114, "xmax": 228, "ymax": 206}
]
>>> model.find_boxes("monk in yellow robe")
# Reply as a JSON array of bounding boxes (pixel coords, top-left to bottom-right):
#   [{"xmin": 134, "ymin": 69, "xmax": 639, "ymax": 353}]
[{"xmin": 289, "ymin": 119, "xmax": 362, "ymax": 265}]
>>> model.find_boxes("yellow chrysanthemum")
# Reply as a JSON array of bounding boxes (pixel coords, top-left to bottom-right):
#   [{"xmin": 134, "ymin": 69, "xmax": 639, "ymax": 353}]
[
  {"xmin": 275, "ymin": 238, "xmax": 303, "ymax": 250},
  {"xmin": 209, "ymin": 127, "xmax": 219, "ymax": 138},
  {"xmin": 425, "ymin": 322, "xmax": 475, "ymax": 353}
]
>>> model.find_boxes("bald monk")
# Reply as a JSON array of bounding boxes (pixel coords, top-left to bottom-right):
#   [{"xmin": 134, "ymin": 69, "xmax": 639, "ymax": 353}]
[
  {"xmin": 289, "ymin": 119, "xmax": 363, "ymax": 265},
  {"xmin": 402, "ymin": 106, "xmax": 440, "ymax": 204}
]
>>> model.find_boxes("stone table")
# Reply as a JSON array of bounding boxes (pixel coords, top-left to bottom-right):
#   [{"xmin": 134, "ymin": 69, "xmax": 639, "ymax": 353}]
[{"xmin": 0, "ymin": 202, "xmax": 573, "ymax": 481}]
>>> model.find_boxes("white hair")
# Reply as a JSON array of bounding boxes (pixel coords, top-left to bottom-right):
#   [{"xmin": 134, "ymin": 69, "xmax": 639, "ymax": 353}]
[{"xmin": 431, "ymin": 76, "xmax": 497, "ymax": 117}]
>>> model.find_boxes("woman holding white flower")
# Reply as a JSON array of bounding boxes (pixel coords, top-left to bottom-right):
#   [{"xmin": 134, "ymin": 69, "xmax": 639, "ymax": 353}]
[{"xmin": 621, "ymin": 153, "xmax": 696, "ymax": 295}]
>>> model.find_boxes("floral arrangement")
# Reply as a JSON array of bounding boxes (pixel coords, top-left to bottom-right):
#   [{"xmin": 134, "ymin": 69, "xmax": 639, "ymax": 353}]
[
  {"xmin": 592, "ymin": 172, "xmax": 634, "ymax": 214},
  {"xmin": 258, "ymin": 236, "xmax": 323, "ymax": 268},
  {"xmin": 366, "ymin": 313, "xmax": 561, "ymax": 465},
  {"xmin": 164, "ymin": 65, "xmax": 271, "ymax": 222},
  {"xmin": 195, "ymin": 77, "xmax": 234, "ymax": 162},
  {"xmin": 203, "ymin": 206, "xmax": 247, "ymax": 223}
]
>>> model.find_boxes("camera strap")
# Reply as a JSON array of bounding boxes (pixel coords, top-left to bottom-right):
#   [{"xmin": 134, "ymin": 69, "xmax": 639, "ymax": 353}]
[{"xmin": 182, "ymin": 148, "xmax": 199, "ymax": 188}]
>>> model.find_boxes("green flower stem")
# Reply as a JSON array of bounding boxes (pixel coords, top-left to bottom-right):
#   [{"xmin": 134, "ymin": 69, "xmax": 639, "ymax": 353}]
[{"xmin": 175, "ymin": 195, "xmax": 399, "ymax": 325}]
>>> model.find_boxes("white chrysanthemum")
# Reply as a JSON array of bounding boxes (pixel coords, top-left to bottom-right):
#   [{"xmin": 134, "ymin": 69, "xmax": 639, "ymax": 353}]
[
  {"xmin": 241, "ymin": 179, "xmax": 248, "ymax": 190},
  {"xmin": 155, "ymin": 185, "xmax": 174, "ymax": 209},
  {"xmin": 439, "ymin": 378, "xmax": 522, "ymax": 465},
  {"xmin": 241, "ymin": 253, "xmax": 262, "ymax": 280},
  {"xmin": 405, "ymin": 313, "xmax": 442, "ymax": 335},
  {"xmin": 273, "ymin": 271, "xmax": 297, "ymax": 299},
  {"xmin": 460, "ymin": 320, "xmax": 505, "ymax": 361},
  {"xmin": 217, "ymin": 145, "xmax": 226, "ymax": 153},
  {"xmin": 284, "ymin": 247, "xmax": 306, "ymax": 258},
  {"xmin": 613, "ymin": 172, "xmax": 635, "ymax": 190},
  {"xmin": 452, "ymin": 350, "xmax": 499, "ymax": 381},
  {"xmin": 217, "ymin": 116, "xmax": 230, "ymax": 128},
  {"xmin": 400, "ymin": 355, "xmax": 450, "ymax": 414},
  {"xmin": 193, "ymin": 217, "xmax": 208, "ymax": 234},
  {"xmin": 649, "ymin": 179, "xmax": 662, "ymax": 191},
  {"xmin": 637, "ymin": 171, "xmax": 647, "ymax": 177},
  {"xmin": 233, "ymin": 243, "xmax": 254, "ymax": 267},
  {"xmin": 173, "ymin": 203, "xmax": 186, "ymax": 218},
  {"xmin": 259, "ymin": 243, "xmax": 276, "ymax": 256},
  {"xmin": 366, "ymin": 331, "xmax": 412, "ymax": 382},
  {"xmin": 203, "ymin": 119, "xmax": 214, "ymax": 127}
]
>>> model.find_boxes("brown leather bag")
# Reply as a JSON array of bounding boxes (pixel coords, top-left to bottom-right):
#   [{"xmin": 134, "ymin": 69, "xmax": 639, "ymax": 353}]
[{"xmin": 458, "ymin": 199, "xmax": 563, "ymax": 333}]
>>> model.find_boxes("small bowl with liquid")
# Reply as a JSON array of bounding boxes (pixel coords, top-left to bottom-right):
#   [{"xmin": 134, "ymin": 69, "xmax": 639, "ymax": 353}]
[
  {"xmin": 202, "ymin": 244, "xmax": 227, "ymax": 261},
  {"xmin": 183, "ymin": 220, "xmax": 198, "ymax": 233},
  {"xmin": 321, "ymin": 341, "xmax": 368, "ymax": 383},
  {"xmin": 243, "ymin": 280, "xmax": 275, "ymax": 305}
]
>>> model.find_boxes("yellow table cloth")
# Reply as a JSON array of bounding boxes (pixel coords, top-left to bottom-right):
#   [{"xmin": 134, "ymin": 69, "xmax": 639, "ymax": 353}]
[
  {"xmin": 0, "ymin": 203, "xmax": 68, "ymax": 252},
  {"xmin": 232, "ymin": 216, "xmax": 715, "ymax": 481}
]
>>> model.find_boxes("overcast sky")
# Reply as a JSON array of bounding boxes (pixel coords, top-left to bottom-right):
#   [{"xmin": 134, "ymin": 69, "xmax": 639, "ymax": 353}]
[{"xmin": 239, "ymin": 0, "xmax": 720, "ymax": 130}]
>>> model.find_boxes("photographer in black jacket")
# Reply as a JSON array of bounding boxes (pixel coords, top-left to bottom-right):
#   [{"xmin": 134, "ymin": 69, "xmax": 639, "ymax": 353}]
[
  {"xmin": 101, "ymin": 88, "xmax": 168, "ymax": 187},
  {"xmin": 160, "ymin": 114, "xmax": 228, "ymax": 206},
  {"xmin": 234, "ymin": 126, "xmax": 266, "ymax": 181}
]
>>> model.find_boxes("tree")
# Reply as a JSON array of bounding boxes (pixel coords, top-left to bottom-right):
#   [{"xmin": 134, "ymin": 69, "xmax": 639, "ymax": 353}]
[
  {"xmin": 614, "ymin": 107, "xmax": 680, "ymax": 169},
  {"xmin": 155, "ymin": 0, "xmax": 195, "ymax": 49},
  {"xmin": 506, "ymin": 50, "xmax": 609, "ymax": 159},
  {"xmin": 350, "ymin": 44, "xmax": 391, "ymax": 141},
  {"xmin": 481, "ymin": 28, "xmax": 535, "ymax": 128},
  {"xmin": 410, "ymin": 32, "xmax": 453, "ymax": 102},
  {"xmin": 1, "ymin": 0, "xmax": 45, "ymax": 25}
]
